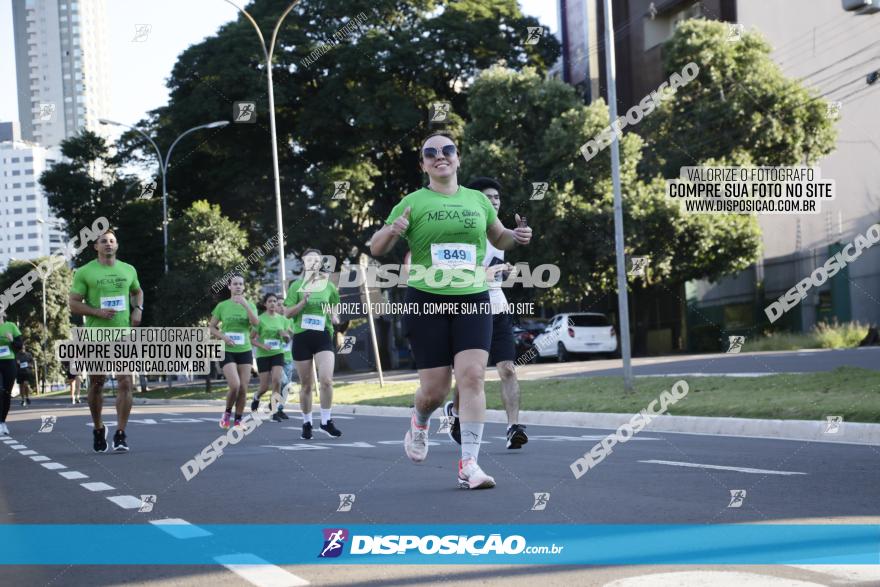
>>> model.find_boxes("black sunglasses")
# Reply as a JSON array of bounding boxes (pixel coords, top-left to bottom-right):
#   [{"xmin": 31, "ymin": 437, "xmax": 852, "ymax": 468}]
[{"xmin": 422, "ymin": 144, "xmax": 457, "ymax": 159}]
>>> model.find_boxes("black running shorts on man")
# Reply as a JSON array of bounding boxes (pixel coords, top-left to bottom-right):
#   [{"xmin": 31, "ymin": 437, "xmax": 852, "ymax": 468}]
[{"xmin": 488, "ymin": 312, "xmax": 516, "ymax": 365}]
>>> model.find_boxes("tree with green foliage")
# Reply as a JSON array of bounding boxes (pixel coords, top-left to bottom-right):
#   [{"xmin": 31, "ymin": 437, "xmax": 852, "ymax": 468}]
[
  {"xmin": 0, "ymin": 261, "xmax": 73, "ymax": 388},
  {"xmin": 119, "ymin": 0, "xmax": 559, "ymax": 265},
  {"xmin": 463, "ymin": 66, "xmax": 762, "ymax": 304},
  {"xmin": 151, "ymin": 200, "xmax": 253, "ymax": 328},
  {"xmin": 639, "ymin": 19, "xmax": 837, "ymax": 179}
]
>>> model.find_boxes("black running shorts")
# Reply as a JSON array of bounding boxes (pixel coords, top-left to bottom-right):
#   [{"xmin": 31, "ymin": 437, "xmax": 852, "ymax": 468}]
[
  {"xmin": 489, "ymin": 312, "xmax": 516, "ymax": 365},
  {"xmin": 221, "ymin": 350, "xmax": 253, "ymax": 367},
  {"xmin": 292, "ymin": 330, "xmax": 333, "ymax": 361},
  {"xmin": 402, "ymin": 287, "xmax": 492, "ymax": 370},
  {"xmin": 256, "ymin": 354, "xmax": 285, "ymax": 372}
]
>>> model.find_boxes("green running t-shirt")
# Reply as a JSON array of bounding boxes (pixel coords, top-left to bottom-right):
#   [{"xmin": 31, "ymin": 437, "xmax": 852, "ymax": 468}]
[
  {"xmin": 0, "ymin": 322, "xmax": 21, "ymax": 361},
  {"xmin": 284, "ymin": 277, "xmax": 340, "ymax": 336},
  {"xmin": 254, "ymin": 312, "xmax": 288, "ymax": 358},
  {"xmin": 70, "ymin": 259, "xmax": 141, "ymax": 328},
  {"xmin": 385, "ymin": 186, "xmax": 497, "ymax": 295},
  {"xmin": 211, "ymin": 299, "xmax": 258, "ymax": 352}
]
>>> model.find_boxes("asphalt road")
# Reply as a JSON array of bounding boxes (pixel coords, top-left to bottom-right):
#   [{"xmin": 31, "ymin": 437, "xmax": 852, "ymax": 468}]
[{"xmin": 2, "ymin": 400, "xmax": 879, "ymax": 585}]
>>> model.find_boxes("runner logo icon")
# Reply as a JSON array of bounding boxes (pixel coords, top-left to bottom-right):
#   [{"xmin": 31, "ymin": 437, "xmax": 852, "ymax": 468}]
[{"xmin": 319, "ymin": 528, "xmax": 348, "ymax": 558}]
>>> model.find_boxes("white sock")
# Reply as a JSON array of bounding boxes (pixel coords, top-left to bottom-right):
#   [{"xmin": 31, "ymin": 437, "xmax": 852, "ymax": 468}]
[
  {"xmin": 320, "ymin": 408, "xmax": 332, "ymax": 425},
  {"xmin": 451, "ymin": 406, "xmax": 459, "ymax": 418},
  {"xmin": 302, "ymin": 412, "xmax": 313, "ymax": 425},
  {"xmin": 460, "ymin": 422, "xmax": 484, "ymax": 463}
]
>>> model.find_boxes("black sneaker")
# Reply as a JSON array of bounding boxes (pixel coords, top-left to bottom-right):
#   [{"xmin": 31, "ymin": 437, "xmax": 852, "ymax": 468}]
[
  {"xmin": 93, "ymin": 426, "xmax": 109, "ymax": 453},
  {"xmin": 277, "ymin": 409, "xmax": 289, "ymax": 420},
  {"xmin": 444, "ymin": 401, "xmax": 461, "ymax": 445},
  {"xmin": 506, "ymin": 424, "xmax": 528, "ymax": 449},
  {"xmin": 319, "ymin": 420, "xmax": 342, "ymax": 438},
  {"xmin": 250, "ymin": 398, "xmax": 259, "ymax": 412},
  {"xmin": 112, "ymin": 429, "xmax": 129, "ymax": 452},
  {"xmin": 271, "ymin": 412, "xmax": 283, "ymax": 422},
  {"xmin": 301, "ymin": 422, "xmax": 313, "ymax": 440}
]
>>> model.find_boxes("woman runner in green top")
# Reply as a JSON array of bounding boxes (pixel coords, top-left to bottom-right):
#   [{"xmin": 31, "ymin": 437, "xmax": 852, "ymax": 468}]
[
  {"xmin": 369, "ymin": 131, "xmax": 532, "ymax": 489},
  {"xmin": 209, "ymin": 274, "xmax": 259, "ymax": 429},
  {"xmin": 282, "ymin": 249, "xmax": 342, "ymax": 439},
  {"xmin": 0, "ymin": 308, "xmax": 23, "ymax": 436},
  {"xmin": 250, "ymin": 292, "xmax": 290, "ymax": 421}
]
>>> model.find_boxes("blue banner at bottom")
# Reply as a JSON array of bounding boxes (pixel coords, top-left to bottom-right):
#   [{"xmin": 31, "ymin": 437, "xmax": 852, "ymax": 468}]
[{"xmin": 2, "ymin": 524, "xmax": 879, "ymax": 565}]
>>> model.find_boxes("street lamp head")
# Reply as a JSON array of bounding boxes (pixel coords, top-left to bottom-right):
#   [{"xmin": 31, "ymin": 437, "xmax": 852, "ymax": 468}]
[
  {"xmin": 98, "ymin": 118, "xmax": 122, "ymax": 126},
  {"xmin": 205, "ymin": 121, "xmax": 230, "ymax": 129}
]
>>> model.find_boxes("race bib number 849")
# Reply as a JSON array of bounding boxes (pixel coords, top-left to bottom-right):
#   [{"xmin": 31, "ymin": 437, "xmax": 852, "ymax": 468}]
[{"xmin": 431, "ymin": 243, "xmax": 477, "ymax": 270}]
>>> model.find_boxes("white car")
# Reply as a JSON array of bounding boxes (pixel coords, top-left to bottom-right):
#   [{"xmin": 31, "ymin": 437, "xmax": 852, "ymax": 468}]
[{"xmin": 533, "ymin": 313, "xmax": 618, "ymax": 362}]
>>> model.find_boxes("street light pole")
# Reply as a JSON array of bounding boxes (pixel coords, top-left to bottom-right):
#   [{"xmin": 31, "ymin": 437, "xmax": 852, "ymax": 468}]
[
  {"xmin": 98, "ymin": 119, "xmax": 229, "ymax": 274},
  {"xmin": 223, "ymin": 0, "xmax": 298, "ymax": 294},
  {"xmin": 602, "ymin": 0, "xmax": 635, "ymax": 392}
]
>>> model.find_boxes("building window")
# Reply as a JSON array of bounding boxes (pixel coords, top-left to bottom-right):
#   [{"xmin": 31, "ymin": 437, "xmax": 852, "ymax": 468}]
[
  {"xmin": 28, "ymin": 246, "xmax": 39, "ymax": 252},
  {"xmin": 15, "ymin": 247, "xmax": 24, "ymax": 253},
  {"xmin": 28, "ymin": 233, "xmax": 38, "ymax": 239},
  {"xmin": 27, "ymin": 221, "xmax": 37, "ymax": 226},
  {"xmin": 26, "ymin": 195, "xmax": 36, "ymax": 200},
  {"xmin": 25, "ymin": 182, "xmax": 34, "ymax": 187},
  {"xmin": 13, "ymin": 196, "xmax": 21, "ymax": 201},
  {"xmin": 13, "ymin": 208, "xmax": 22, "ymax": 214},
  {"xmin": 26, "ymin": 207, "xmax": 37, "ymax": 213},
  {"xmin": 15, "ymin": 235, "xmax": 23, "ymax": 240},
  {"xmin": 14, "ymin": 221, "xmax": 23, "ymax": 227}
]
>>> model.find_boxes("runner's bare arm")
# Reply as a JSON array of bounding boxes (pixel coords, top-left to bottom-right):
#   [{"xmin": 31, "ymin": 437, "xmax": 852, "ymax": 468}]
[
  {"xmin": 370, "ymin": 206, "xmax": 411, "ymax": 256},
  {"xmin": 69, "ymin": 293, "xmax": 113, "ymax": 320},
  {"xmin": 208, "ymin": 316, "xmax": 232, "ymax": 345},
  {"xmin": 129, "ymin": 287, "xmax": 143, "ymax": 327},
  {"xmin": 487, "ymin": 217, "xmax": 532, "ymax": 250}
]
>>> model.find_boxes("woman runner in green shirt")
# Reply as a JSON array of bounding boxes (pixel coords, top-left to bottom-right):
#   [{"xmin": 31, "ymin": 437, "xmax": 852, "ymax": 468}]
[
  {"xmin": 282, "ymin": 249, "xmax": 342, "ymax": 439},
  {"xmin": 250, "ymin": 292, "xmax": 290, "ymax": 421},
  {"xmin": 209, "ymin": 274, "xmax": 259, "ymax": 429},
  {"xmin": 370, "ymin": 131, "xmax": 532, "ymax": 489},
  {"xmin": 0, "ymin": 308, "xmax": 23, "ymax": 436}
]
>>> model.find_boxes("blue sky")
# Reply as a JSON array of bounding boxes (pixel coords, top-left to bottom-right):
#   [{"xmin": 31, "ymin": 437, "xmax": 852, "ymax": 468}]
[{"xmin": 0, "ymin": 0, "xmax": 558, "ymax": 136}]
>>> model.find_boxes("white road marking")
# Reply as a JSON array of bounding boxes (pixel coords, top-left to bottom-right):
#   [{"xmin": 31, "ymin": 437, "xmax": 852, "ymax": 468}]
[
  {"xmin": 41, "ymin": 463, "xmax": 67, "ymax": 470},
  {"xmin": 150, "ymin": 518, "xmax": 213, "ymax": 539},
  {"xmin": 214, "ymin": 554, "xmax": 309, "ymax": 586},
  {"xmin": 639, "ymin": 459, "xmax": 807, "ymax": 475},
  {"xmin": 59, "ymin": 471, "xmax": 88, "ymax": 480},
  {"xmin": 30, "ymin": 456, "xmax": 50, "ymax": 462},
  {"xmin": 3, "ymin": 439, "xmax": 17, "ymax": 444},
  {"xmin": 81, "ymin": 482, "xmax": 115, "ymax": 491},
  {"xmin": 788, "ymin": 565, "xmax": 880, "ymax": 582},
  {"xmin": 106, "ymin": 495, "xmax": 145, "ymax": 509},
  {"xmin": 10, "ymin": 444, "xmax": 26, "ymax": 449},
  {"xmin": 19, "ymin": 450, "xmax": 37, "ymax": 455}
]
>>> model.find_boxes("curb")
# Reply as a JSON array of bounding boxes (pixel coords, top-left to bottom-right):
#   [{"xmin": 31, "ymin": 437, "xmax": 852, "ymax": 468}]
[{"xmin": 133, "ymin": 399, "xmax": 880, "ymax": 446}]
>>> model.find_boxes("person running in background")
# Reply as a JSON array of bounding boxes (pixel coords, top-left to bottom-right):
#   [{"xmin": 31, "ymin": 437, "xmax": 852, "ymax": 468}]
[
  {"xmin": 369, "ymin": 131, "xmax": 532, "ymax": 489},
  {"xmin": 69, "ymin": 229, "xmax": 143, "ymax": 452},
  {"xmin": 444, "ymin": 177, "xmax": 528, "ymax": 450},
  {"xmin": 276, "ymin": 313, "xmax": 297, "ymax": 421},
  {"xmin": 16, "ymin": 346, "xmax": 35, "ymax": 407},
  {"xmin": 66, "ymin": 363, "xmax": 82, "ymax": 404},
  {"xmin": 209, "ymin": 274, "xmax": 259, "ymax": 430},
  {"xmin": 250, "ymin": 292, "xmax": 289, "ymax": 422},
  {"xmin": 0, "ymin": 309, "xmax": 23, "ymax": 435},
  {"xmin": 283, "ymin": 249, "xmax": 342, "ymax": 440}
]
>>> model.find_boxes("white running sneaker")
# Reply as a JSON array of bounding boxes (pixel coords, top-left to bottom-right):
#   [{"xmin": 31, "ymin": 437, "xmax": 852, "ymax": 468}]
[
  {"xmin": 0, "ymin": 422, "xmax": 9, "ymax": 435},
  {"xmin": 458, "ymin": 458, "xmax": 496, "ymax": 489},
  {"xmin": 404, "ymin": 413, "xmax": 429, "ymax": 463}
]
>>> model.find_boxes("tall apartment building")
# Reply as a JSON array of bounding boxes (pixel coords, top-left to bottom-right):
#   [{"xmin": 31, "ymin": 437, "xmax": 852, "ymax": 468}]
[
  {"xmin": 0, "ymin": 139, "xmax": 66, "ymax": 269},
  {"xmin": 556, "ymin": 0, "xmax": 880, "ymax": 348},
  {"xmin": 11, "ymin": 0, "xmax": 110, "ymax": 148}
]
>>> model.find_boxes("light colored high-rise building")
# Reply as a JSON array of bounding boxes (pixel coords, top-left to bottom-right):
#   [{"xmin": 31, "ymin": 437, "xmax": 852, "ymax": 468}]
[
  {"xmin": 11, "ymin": 0, "xmax": 110, "ymax": 148},
  {"xmin": 0, "ymin": 139, "xmax": 66, "ymax": 269}
]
